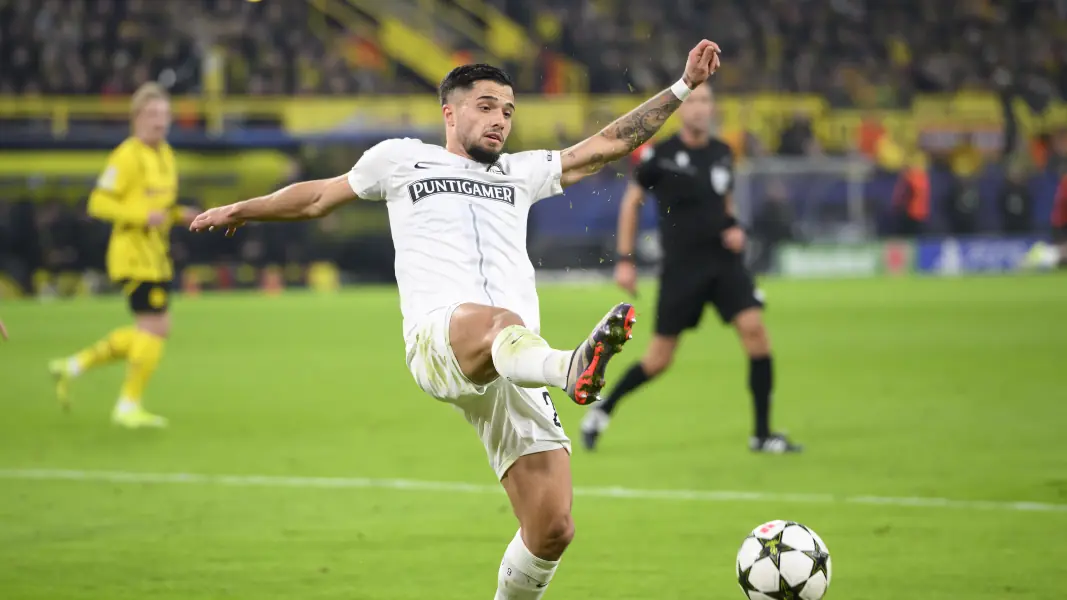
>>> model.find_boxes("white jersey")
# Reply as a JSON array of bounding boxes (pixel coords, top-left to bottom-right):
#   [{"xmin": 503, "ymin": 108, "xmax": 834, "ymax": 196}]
[{"xmin": 347, "ymin": 138, "xmax": 563, "ymax": 341}]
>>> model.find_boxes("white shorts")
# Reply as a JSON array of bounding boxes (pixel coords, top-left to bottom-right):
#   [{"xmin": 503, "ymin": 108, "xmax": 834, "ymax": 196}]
[{"xmin": 405, "ymin": 303, "xmax": 571, "ymax": 480}]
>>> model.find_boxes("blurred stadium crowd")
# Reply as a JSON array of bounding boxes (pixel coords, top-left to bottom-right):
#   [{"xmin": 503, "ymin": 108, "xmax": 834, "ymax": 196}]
[
  {"xmin": 520, "ymin": 0, "xmax": 1067, "ymax": 103},
  {"xmin": 5, "ymin": 0, "xmax": 1067, "ymax": 100},
  {"xmin": 0, "ymin": 0, "xmax": 386, "ymax": 95},
  {"xmin": 2, "ymin": 0, "xmax": 1067, "ymax": 295}
]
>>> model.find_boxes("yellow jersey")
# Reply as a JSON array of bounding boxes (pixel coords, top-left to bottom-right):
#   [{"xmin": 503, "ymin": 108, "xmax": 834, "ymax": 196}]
[{"xmin": 88, "ymin": 137, "xmax": 181, "ymax": 282}]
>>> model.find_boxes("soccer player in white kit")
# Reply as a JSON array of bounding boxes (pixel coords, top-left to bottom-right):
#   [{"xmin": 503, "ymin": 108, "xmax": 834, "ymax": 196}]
[{"xmin": 192, "ymin": 40, "xmax": 720, "ymax": 599}]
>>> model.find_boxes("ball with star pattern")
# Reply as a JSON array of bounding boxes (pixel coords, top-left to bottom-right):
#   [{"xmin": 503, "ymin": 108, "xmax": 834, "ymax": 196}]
[{"xmin": 736, "ymin": 520, "xmax": 832, "ymax": 600}]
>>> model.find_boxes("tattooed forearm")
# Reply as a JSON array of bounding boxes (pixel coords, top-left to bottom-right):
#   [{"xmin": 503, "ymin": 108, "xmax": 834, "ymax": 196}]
[
  {"xmin": 559, "ymin": 86, "xmax": 687, "ymax": 186},
  {"xmin": 599, "ymin": 89, "xmax": 684, "ymax": 153}
]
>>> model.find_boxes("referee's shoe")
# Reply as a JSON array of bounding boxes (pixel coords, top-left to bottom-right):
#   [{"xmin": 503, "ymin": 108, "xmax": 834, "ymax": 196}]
[
  {"xmin": 749, "ymin": 433, "xmax": 803, "ymax": 454},
  {"xmin": 581, "ymin": 405, "xmax": 803, "ymax": 453}
]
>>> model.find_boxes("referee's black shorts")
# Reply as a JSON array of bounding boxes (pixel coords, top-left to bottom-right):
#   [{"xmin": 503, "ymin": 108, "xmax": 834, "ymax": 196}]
[
  {"xmin": 122, "ymin": 280, "xmax": 172, "ymax": 315},
  {"xmin": 655, "ymin": 259, "xmax": 763, "ymax": 337}
]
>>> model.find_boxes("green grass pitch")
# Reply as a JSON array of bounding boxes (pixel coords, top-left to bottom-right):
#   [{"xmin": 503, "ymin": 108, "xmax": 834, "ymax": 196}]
[{"xmin": 1, "ymin": 275, "xmax": 1066, "ymax": 599}]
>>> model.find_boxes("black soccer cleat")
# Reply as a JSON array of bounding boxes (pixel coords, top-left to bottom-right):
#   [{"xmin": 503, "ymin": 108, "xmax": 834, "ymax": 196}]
[
  {"xmin": 749, "ymin": 433, "xmax": 804, "ymax": 454},
  {"xmin": 565, "ymin": 303, "xmax": 636, "ymax": 405}
]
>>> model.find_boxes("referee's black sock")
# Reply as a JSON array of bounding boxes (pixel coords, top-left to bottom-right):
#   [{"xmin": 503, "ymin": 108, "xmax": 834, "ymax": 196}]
[
  {"xmin": 599, "ymin": 363, "xmax": 651, "ymax": 416},
  {"xmin": 750, "ymin": 356, "xmax": 773, "ymax": 439}
]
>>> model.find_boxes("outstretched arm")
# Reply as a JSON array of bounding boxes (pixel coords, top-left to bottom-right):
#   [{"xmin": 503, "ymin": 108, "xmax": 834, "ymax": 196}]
[
  {"xmin": 559, "ymin": 39, "xmax": 720, "ymax": 188},
  {"xmin": 190, "ymin": 174, "xmax": 357, "ymax": 236}
]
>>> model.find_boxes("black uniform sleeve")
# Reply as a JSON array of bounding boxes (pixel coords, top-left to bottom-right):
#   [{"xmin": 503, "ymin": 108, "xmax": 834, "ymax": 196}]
[{"xmin": 633, "ymin": 144, "xmax": 661, "ymax": 190}]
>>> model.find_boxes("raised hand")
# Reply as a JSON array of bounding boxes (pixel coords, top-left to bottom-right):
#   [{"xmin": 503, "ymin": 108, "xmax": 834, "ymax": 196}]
[
  {"xmin": 190, "ymin": 204, "xmax": 246, "ymax": 237},
  {"xmin": 682, "ymin": 39, "xmax": 721, "ymax": 89},
  {"xmin": 558, "ymin": 39, "xmax": 722, "ymax": 187}
]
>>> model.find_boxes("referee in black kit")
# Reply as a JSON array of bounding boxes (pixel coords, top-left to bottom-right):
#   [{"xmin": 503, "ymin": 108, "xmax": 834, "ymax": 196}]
[{"xmin": 581, "ymin": 83, "xmax": 802, "ymax": 454}]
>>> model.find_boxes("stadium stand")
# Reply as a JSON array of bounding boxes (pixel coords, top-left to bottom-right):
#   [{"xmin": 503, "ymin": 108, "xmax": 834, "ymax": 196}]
[
  {"xmin": 3, "ymin": 0, "xmax": 1067, "ymax": 298},
  {"xmin": 6, "ymin": 0, "xmax": 1066, "ymax": 100},
  {"xmin": 500, "ymin": 0, "xmax": 1067, "ymax": 101},
  {"xmin": 0, "ymin": 0, "xmax": 391, "ymax": 95}
]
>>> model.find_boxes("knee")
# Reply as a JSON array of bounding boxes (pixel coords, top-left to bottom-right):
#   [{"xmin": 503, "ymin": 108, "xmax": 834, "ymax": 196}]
[
  {"xmin": 481, "ymin": 309, "xmax": 524, "ymax": 356},
  {"xmin": 458, "ymin": 308, "xmax": 524, "ymax": 385},
  {"xmin": 737, "ymin": 319, "xmax": 770, "ymax": 356},
  {"xmin": 548, "ymin": 513, "xmax": 575, "ymax": 550},
  {"xmin": 487, "ymin": 309, "xmax": 524, "ymax": 341},
  {"xmin": 530, "ymin": 513, "xmax": 575, "ymax": 559}
]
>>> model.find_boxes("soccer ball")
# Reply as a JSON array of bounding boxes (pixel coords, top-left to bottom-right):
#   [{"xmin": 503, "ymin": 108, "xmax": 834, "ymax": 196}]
[{"xmin": 736, "ymin": 520, "xmax": 832, "ymax": 600}]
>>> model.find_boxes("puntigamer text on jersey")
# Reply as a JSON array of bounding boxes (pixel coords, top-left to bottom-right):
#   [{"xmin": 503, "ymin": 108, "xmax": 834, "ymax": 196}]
[{"xmin": 408, "ymin": 177, "xmax": 517, "ymax": 205}]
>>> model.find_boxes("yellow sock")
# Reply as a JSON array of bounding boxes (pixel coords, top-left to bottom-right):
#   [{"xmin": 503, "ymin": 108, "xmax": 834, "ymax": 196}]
[
  {"xmin": 119, "ymin": 331, "xmax": 166, "ymax": 404},
  {"xmin": 73, "ymin": 326, "xmax": 138, "ymax": 373}
]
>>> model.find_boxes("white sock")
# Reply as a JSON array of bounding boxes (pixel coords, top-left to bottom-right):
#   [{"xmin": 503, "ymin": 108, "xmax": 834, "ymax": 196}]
[
  {"xmin": 66, "ymin": 357, "xmax": 82, "ymax": 377},
  {"xmin": 491, "ymin": 326, "xmax": 571, "ymax": 389},
  {"xmin": 580, "ymin": 404, "xmax": 611, "ymax": 434},
  {"xmin": 1042, "ymin": 245, "xmax": 1062, "ymax": 268},
  {"xmin": 114, "ymin": 398, "xmax": 138, "ymax": 414},
  {"xmin": 495, "ymin": 529, "xmax": 559, "ymax": 600}
]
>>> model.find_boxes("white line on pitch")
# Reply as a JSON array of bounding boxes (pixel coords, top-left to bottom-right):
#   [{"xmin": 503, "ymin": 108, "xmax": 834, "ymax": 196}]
[{"xmin": 0, "ymin": 468, "xmax": 1064, "ymax": 514}]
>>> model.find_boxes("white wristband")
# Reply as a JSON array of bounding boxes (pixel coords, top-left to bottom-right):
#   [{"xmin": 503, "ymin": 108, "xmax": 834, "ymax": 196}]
[{"xmin": 670, "ymin": 78, "xmax": 693, "ymax": 100}]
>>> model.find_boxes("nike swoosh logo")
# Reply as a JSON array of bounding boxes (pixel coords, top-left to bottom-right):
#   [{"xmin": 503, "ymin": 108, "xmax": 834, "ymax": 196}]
[{"xmin": 414, "ymin": 162, "xmax": 433, "ymax": 169}]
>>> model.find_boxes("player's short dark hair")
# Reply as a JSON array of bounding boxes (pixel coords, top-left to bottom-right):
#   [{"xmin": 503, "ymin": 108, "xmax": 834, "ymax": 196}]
[{"xmin": 438, "ymin": 64, "xmax": 514, "ymax": 105}]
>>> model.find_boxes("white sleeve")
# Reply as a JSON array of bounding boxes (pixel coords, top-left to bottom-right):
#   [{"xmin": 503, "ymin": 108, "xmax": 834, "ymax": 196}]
[
  {"xmin": 347, "ymin": 139, "xmax": 408, "ymax": 201},
  {"xmin": 508, "ymin": 150, "xmax": 563, "ymax": 203}
]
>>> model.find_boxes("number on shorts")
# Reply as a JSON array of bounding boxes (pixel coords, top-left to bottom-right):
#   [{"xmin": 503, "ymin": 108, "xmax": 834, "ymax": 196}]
[{"xmin": 541, "ymin": 391, "xmax": 561, "ymax": 428}]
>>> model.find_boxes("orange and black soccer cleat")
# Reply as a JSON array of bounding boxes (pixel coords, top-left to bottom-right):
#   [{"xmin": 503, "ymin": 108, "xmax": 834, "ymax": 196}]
[{"xmin": 565, "ymin": 302, "xmax": 637, "ymax": 405}]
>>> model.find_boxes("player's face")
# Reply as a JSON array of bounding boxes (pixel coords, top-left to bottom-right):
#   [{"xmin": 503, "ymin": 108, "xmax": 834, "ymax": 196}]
[
  {"xmin": 678, "ymin": 84, "xmax": 714, "ymax": 134},
  {"xmin": 446, "ymin": 80, "xmax": 515, "ymax": 164},
  {"xmin": 136, "ymin": 98, "xmax": 172, "ymax": 144}
]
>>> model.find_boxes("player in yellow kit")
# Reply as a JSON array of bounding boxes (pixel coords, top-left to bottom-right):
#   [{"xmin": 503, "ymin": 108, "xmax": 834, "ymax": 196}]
[{"xmin": 49, "ymin": 83, "xmax": 195, "ymax": 428}]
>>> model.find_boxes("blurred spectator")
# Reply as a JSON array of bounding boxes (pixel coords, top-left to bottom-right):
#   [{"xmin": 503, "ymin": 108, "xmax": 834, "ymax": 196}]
[
  {"xmin": 722, "ymin": 104, "xmax": 765, "ymax": 161},
  {"xmin": 1045, "ymin": 128, "xmax": 1067, "ymax": 175},
  {"xmin": 857, "ymin": 114, "xmax": 887, "ymax": 160},
  {"xmin": 998, "ymin": 162, "xmax": 1035, "ymax": 234},
  {"xmin": 945, "ymin": 171, "xmax": 982, "ymax": 235},
  {"xmin": 750, "ymin": 179, "xmax": 796, "ymax": 272},
  {"xmin": 891, "ymin": 152, "xmax": 930, "ymax": 237},
  {"xmin": 34, "ymin": 201, "xmax": 80, "ymax": 273},
  {"xmin": 778, "ymin": 113, "xmax": 818, "ymax": 156},
  {"xmin": 1052, "ymin": 174, "xmax": 1067, "ymax": 241}
]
